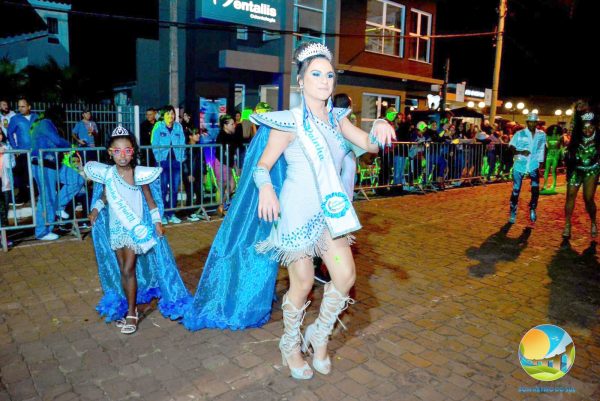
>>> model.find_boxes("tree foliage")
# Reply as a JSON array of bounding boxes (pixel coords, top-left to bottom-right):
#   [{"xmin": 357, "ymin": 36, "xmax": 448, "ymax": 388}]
[{"xmin": 1, "ymin": 57, "xmax": 96, "ymax": 102}]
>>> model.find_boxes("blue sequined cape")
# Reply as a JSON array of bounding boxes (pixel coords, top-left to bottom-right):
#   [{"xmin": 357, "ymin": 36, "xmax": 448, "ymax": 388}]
[
  {"xmin": 90, "ymin": 178, "xmax": 192, "ymax": 322},
  {"xmin": 182, "ymin": 125, "xmax": 286, "ymax": 331}
]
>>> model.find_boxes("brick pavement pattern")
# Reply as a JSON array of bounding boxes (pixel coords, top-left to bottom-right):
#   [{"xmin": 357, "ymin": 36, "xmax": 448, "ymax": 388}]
[{"xmin": 1, "ymin": 180, "xmax": 599, "ymax": 401}]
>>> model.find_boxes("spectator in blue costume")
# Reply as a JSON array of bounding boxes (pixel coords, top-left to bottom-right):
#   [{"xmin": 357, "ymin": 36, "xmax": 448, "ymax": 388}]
[
  {"xmin": 56, "ymin": 149, "xmax": 86, "ymax": 222},
  {"xmin": 151, "ymin": 105, "xmax": 186, "ymax": 225},
  {"xmin": 182, "ymin": 42, "xmax": 395, "ymax": 380},
  {"xmin": 7, "ymin": 97, "xmax": 38, "ymax": 204},
  {"xmin": 29, "ymin": 106, "xmax": 71, "ymax": 240}
]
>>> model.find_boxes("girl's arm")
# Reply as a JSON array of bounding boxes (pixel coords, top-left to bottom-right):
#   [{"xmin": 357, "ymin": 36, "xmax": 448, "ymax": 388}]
[
  {"xmin": 142, "ymin": 184, "xmax": 165, "ymax": 235},
  {"xmin": 88, "ymin": 190, "xmax": 107, "ymax": 226},
  {"xmin": 142, "ymin": 184, "xmax": 158, "ymax": 210},
  {"xmin": 339, "ymin": 117, "xmax": 395, "ymax": 154}
]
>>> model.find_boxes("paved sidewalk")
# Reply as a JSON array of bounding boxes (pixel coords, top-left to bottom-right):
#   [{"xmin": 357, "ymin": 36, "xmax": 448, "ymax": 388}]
[{"xmin": 1, "ymin": 180, "xmax": 599, "ymax": 401}]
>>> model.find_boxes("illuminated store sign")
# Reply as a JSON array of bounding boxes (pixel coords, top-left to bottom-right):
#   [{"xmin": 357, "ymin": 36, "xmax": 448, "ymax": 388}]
[
  {"xmin": 465, "ymin": 89, "xmax": 485, "ymax": 98},
  {"xmin": 197, "ymin": 0, "xmax": 283, "ymax": 29}
]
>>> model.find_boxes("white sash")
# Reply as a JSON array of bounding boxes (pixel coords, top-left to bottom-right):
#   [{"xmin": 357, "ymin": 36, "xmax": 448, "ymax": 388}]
[
  {"xmin": 104, "ymin": 167, "xmax": 156, "ymax": 253},
  {"xmin": 290, "ymin": 108, "xmax": 361, "ymax": 238}
]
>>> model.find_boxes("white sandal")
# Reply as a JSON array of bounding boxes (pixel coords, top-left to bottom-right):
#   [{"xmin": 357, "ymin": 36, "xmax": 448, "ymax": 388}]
[
  {"xmin": 120, "ymin": 310, "xmax": 139, "ymax": 334},
  {"xmin": 115, "ymin": 308, "xmax": 137, "ymax": 328}
]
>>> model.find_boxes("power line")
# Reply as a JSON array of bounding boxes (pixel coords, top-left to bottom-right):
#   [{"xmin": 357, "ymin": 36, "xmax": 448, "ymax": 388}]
[{"xmin": 4, "ymin": 0, "xmax": 499, "ymax": 40}]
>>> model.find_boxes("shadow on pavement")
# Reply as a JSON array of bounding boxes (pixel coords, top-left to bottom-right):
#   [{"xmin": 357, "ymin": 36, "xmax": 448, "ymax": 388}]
[
  {"xmin": 466, "ymin": 222, "xmax": 532, "ymax": 278},
  {"xmin": 547, "ymin": 240, "xmax": 600, "ymax": 328}
]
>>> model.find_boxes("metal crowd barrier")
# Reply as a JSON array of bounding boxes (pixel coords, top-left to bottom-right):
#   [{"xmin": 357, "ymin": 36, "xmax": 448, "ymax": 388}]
[
  {"xmin": 355, "ymin": 141, "xmax": 516, "ymax": 196},
  {"xmin": 1, "ymin": 144, "xmax": 248, "ymax": 251},
  {"xmin": 0, "ymin": 149, "xmax": 37, "ymax": 251},
  {"xmin": 0, "ymin": 139, "xmax": 560, "ymax": 251}
]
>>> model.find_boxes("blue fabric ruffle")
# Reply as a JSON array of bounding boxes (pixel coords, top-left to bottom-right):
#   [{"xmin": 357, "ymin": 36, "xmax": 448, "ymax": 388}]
[{"xmin": 182, "ymin": 125, "xmax": 286, "ymax": 331}]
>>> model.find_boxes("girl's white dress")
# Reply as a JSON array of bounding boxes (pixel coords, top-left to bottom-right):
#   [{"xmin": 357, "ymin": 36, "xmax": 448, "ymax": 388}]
[{"xmin": 108, "ymin": 171, "xmax": 145, "ymax": 252}]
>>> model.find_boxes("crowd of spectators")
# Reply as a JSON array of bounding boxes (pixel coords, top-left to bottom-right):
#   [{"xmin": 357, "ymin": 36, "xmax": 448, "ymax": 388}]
[
  {"xmin": 0, "ymin": 98, "xmax": 257, "ymax": 246},
  {"xmin": 0, "ymin": 96, "xmax": 573, "ymax": 247},
  {"xmin": 358, "ymin": 107, "xmax": 571, "ymax": 192}
]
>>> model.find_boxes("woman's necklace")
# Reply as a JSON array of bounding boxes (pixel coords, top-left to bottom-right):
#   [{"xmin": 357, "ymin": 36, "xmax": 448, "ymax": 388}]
[{"xmin": 582, "ymin": 132, "xmax": 596, "ymax": 145}]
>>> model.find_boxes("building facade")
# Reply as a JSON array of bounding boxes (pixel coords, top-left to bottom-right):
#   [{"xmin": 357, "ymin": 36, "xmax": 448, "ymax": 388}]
[
  {"xmin": 133, "ymin": 0, "xmax": 340, "ymax": 115},
  {"xmin": 337, "ymin": 0, "xmax": 442, "ymax": 130},
  {"xmin": 0, "ymin": 0, "xmax": 71, "ymax": 69},
  {"xmin": 132, "ymin": 0, "xmax": 445, "ymax": 131}
]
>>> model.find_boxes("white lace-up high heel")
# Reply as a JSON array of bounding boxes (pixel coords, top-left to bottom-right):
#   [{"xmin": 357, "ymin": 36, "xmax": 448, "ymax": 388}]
[
  {"xmin": 279, "ymin": 293, "xmax": 313, "ymax": 380},
  {"xmin": 302, "ymin": 282, "xmax": 354, "ymax": 375}
]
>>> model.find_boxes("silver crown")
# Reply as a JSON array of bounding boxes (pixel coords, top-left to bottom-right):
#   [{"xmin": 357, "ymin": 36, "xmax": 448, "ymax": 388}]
[
  {"xmin": 111, "ymin": 125, "xmax": 130, "ymax": 137},
  {"xmin": 582, "ymin": 112, "xmax": 595, "ymax": 122},
  {"xmin": 296, "ymin": 42, "xmax": 332, "ymax": 63}
]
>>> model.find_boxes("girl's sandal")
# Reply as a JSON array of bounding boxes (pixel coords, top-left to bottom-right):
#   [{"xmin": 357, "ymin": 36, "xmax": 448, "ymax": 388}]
[
  {"xmin": 120, "ymin": 309, "xmax": 139, "ymax": 334},
  {"xmin": 120, "ymin": 315, "xmax": 139, "ymax": 334},
  {"xmin": 115, "ymin": 308, "xmax": 137, "ymax": 328}
]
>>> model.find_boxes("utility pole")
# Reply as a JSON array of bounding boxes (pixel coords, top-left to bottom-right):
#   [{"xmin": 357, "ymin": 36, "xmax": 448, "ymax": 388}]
[
  {"xmin": 489, "ymin": 0, "xmax": 507, "ymax": 123},
  {"xmin": 440, "ymin": 58, "xmax": 450, "ymax": 121},
  {"xmin": 169, "ymin": 0, "xmax": 179, "ymax": 113}
]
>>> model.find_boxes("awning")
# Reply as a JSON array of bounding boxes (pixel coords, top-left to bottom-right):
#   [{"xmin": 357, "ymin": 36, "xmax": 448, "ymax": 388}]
[{"xmin": 450, "ymin": 107, "xmax": 484, "ymax": 118}]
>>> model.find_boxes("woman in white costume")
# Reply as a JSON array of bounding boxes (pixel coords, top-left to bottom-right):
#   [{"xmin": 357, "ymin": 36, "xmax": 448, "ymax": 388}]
[{"xmin": 253, "ymin": 43, "xmax": 395, "ymax": 379}]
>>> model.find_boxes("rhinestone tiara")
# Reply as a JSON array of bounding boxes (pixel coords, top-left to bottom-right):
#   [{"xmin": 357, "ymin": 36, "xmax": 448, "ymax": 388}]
[
  {"xmin": 582, "ymin": 112, "xmax": 595, "ymax": 122},
  {"xmin": 296, "ymin": 42, "xmax": 332, "ymax": 63},
  {"xmin": 111, "ymin": 125, "xmax": 130, "ymax": 137}
]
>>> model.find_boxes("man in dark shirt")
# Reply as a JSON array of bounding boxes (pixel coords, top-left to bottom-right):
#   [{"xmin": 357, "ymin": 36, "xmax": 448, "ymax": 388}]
[
  {"xmin": 216, "ymin": 115, "xmax": 243, "ymax": 195},
  {"xmin": 140, "ymin": 108, "xmax": 156, "ymax": 166}
]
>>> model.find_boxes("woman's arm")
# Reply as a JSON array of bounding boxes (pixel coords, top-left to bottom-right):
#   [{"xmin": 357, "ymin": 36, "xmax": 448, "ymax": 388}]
[
  {"xmin": 255, "ymin": 129, "xmax": 294, "ymax": 222},
  {"xmin": 339, "ymin": 117, "xmax": 395, "ymax": 154},
  {"xmin": 256, "ymin": 129, "xmax": 293, "ymax": 170}
]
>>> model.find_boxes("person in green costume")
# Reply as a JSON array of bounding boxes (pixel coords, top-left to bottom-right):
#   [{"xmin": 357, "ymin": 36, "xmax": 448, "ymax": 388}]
[
  {"xmin": 563, "ymin": 105, "xmax": 599, "ymax": 239},
  {"xmin": 542, "ymin": 125, "xmax": 565, "ymax": 192}
]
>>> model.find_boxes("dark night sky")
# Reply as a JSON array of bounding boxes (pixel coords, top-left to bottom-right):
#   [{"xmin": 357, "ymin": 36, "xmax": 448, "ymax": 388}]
[
  {"xmin": 434, "ymin": 0, "xmax": 598, "ymax": 98},
  {"xmin": 70, "ymin": 0, "xmax": 158, "ymax": 91},
  {"xmin": 68, "ymin": 0, "xmax": 597, "ymax": 99}
]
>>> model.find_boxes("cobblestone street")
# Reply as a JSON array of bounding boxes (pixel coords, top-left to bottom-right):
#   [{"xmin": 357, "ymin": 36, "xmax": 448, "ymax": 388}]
[{"xmin": 1, "ymin": 180, "xmax": 599, "ymax": 401}]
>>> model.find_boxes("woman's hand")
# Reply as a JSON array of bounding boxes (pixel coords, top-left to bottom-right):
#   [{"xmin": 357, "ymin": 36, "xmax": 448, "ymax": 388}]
[
  {"xmin": 258, "ymin": 184, "xmax": 280, "ymax": 223},
  {"xmin": 372, "ymin": 120, "xmax": 397, "ymax": 147},
  {"xmin": 88, "ymin": 209, "xmax": 99, "ymax": 226},
  {"xmin": 154, "ymin": 222, "xmax": 165, "ymax": 237},
  {"xmin": 188, "ymin": 175, "xmax": 195, "ymax": 183}
]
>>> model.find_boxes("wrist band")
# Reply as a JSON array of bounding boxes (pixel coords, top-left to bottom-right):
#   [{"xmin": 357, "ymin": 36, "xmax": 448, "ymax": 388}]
[
  {"xmin": 253, "ymin": 165, "xmax": 272, "ymax": 190},
  {"xmin": 150, "ymin": 208, "xmax": 161, "ymax": 224},
  {"xmin": 369, "ymin": 119, "xmax": 389, "ymax": 148},
  {"xmin": 93, "ymin": 199, "xmax": 105, "ymax": 212}
]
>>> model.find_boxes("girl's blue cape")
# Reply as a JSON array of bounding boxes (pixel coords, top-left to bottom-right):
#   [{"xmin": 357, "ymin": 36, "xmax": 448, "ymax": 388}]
[
  {"xmin": 182, "ymin": 125, "xmax": 285, "ymax": 331},
  {"xmin": 90, "ymin": 178, "xmax": 192, "ymax": 322}
]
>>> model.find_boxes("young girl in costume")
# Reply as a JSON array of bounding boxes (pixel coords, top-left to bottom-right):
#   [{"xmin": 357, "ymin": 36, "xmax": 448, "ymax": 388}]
[
  {"xmin": 86, "ymin": 126, "xmax": 190, "ymax": 334},
  {"xmin": 183, "ymin": 42, "xmax": 395, "ymax": 379}
]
